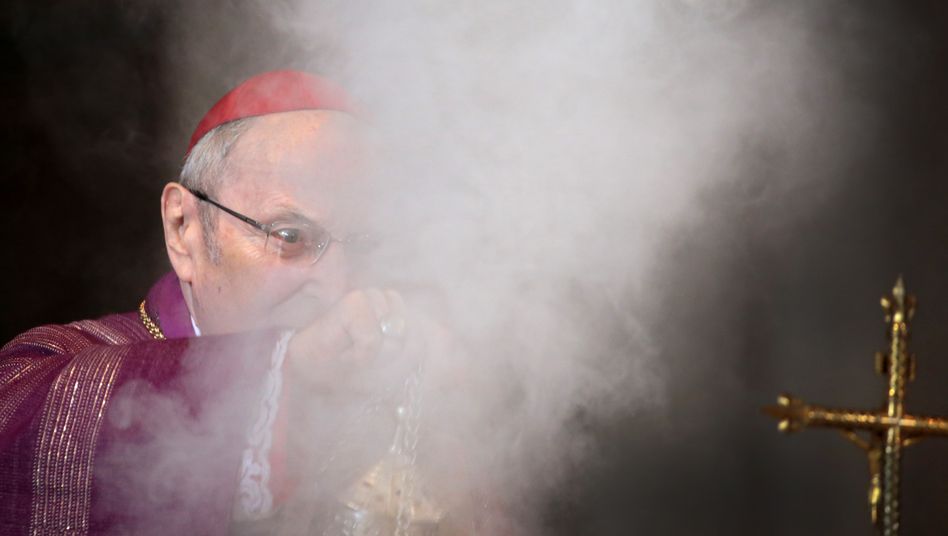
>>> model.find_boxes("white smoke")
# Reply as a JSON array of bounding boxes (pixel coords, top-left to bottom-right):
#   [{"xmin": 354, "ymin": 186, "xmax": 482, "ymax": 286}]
[{"xmin": 156, "ymin": 0, "xmax": 872, "ymax": 532}]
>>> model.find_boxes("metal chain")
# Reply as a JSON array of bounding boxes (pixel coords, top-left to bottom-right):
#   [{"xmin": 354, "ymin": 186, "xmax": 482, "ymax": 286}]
[
  {"xmin": 394, "ymin": 359, "xmax": 426, "ymax": 536},
  {"xmin": 138, "ymin": 300, "xmax": 166, "ymax": 340}
]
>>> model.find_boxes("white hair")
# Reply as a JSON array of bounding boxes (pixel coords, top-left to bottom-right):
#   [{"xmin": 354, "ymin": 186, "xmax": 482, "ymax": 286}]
[{"xmin": 178, "ymin": 118, "xmax": 254, "ymax": 262}]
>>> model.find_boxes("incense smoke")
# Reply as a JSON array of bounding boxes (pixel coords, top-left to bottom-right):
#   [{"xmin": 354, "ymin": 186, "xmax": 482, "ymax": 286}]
[
  {"xmin": 274, "ymin": 0, "xmax": 858, "ymax": 530},
  {"xmin": 106, "ymin": 0, "xmax": 878, "ymax": 533}
]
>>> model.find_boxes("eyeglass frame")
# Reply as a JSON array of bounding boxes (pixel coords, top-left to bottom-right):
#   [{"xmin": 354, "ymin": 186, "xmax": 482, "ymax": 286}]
[{"xmin": 184, "ymin": 185, "xmax": 358, "ymax": 265}]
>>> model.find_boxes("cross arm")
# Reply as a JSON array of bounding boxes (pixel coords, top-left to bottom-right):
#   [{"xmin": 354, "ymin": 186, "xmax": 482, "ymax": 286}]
[{"xmin": 762, "ymin": 393, "xmax": 948, "ymax": 437}]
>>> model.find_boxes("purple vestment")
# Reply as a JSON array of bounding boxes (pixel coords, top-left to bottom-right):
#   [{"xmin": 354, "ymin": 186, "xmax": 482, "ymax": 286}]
[{"xmin": 0, "ymin": 272, "xmax": 276, "ymax": 535}]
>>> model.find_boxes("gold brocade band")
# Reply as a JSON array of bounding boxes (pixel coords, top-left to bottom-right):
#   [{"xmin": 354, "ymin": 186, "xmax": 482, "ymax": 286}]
[
  {"xmin": 138, "ymin": 300, "xmax": 166, "ymax": 340},
  {"xmin": 31, "ymin": 347, "xmax": 128, "ymax": 535},
  {"xmin": 29, "ymin": 319, "xmax": 138, "ymax": 535}
]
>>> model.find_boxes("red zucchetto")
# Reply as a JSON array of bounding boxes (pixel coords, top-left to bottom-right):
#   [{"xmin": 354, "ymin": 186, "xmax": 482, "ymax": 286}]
[{"xmin": 187, "ymin": 70, "xmax": 352, "ymax": 156}]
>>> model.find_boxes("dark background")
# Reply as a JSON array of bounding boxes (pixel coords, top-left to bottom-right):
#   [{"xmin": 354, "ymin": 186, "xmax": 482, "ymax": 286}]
[{"xmin": 4, "ymin": 1, "xmax": 948, "ymax": 534}]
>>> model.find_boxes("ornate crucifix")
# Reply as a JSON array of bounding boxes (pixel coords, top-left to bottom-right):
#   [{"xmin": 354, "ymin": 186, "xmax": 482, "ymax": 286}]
[{"xmin": 763, "ymin": 277, "xmax": 948, "ymax": 535}]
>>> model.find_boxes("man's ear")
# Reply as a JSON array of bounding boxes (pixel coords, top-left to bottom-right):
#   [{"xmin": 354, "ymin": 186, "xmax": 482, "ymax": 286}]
[{"xmin": 161, "ymin": 183, "xmax": 201, "ymax": 284}]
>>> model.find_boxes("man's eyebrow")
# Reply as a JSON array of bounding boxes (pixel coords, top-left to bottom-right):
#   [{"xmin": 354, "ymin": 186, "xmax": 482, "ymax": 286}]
[{"xmin": 265, "ymin": 208, "xmax": 321, "ymax": 227}]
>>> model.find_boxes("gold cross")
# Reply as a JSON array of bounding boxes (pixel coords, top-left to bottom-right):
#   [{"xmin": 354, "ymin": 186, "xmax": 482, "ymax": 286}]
[{"xmin": 763, "ymin": 277, "xmax": 948, "ymax": 536}]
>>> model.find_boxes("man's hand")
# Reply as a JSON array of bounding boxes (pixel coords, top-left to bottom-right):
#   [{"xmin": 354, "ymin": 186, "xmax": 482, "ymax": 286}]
[{"xmin": 285, "ymin": 288, "xmax": 406, "ymax": 391}]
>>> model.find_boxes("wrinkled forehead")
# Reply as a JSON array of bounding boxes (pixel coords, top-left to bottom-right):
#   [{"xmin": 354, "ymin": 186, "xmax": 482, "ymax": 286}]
[{"xmin": 224, "ymin": 110, "xmax": 366, "ymax": 223}]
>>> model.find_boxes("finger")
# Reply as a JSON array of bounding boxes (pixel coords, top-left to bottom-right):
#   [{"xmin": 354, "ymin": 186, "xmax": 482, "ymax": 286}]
[
  {"xmin": 287, "ymin": 309, "xmax": 351, "ymax": 368},
  {"xmin": 362, "ymin": 287, "xmax": 390, "ymax": 329},
  {"xmin": 378, "ymin": 289, "xmax": 408, "ymax": 339},
  {"xmin": 377, "ymin": 290, "xmax": 408, "ymax": 352},
  {"xmin": 340, "ymin": 291, "xmax": 385, "ymax": 362},
  {"xmin": 383, "ymin": 290, "xmax": 407, "ymax": 325}
]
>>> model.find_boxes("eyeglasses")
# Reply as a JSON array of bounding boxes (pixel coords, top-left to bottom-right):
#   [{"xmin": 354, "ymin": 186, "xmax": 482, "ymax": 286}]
[{"xmin": 186, "ymin": 186, "xmax": 367, "ymax": 265}]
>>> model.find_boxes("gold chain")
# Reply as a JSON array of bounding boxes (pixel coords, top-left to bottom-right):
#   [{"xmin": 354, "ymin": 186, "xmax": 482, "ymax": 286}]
[{"xmin": 138, "ymin": 300, "xmax": 166, "ymax": 340}]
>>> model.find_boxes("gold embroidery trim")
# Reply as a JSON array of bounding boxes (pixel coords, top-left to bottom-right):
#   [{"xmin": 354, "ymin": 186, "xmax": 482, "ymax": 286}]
[
  {"xmin": 138, "ymin": 300, "xmax": 166, "ymax": 340},
  {"xmin": 31, "ymin": 346, "xmax": 127, "ymax": 535}
]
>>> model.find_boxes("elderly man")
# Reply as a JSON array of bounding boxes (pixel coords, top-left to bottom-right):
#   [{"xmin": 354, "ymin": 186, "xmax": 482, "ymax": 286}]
[{"xmin": 0, "ymin": 71, "xmax": 411, "ymax": 534}]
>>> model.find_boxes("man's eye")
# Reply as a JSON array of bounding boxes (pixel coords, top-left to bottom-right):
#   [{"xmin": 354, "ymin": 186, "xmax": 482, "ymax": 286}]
[{"xmin": 272, "ymin": 228, "xmax": 303, "ymax": 243}]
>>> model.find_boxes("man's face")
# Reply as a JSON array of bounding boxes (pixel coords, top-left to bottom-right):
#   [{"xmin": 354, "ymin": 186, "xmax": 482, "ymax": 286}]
[{"xmin": 188, "ymin": 110, "xmax": 364, "ymax": 334}]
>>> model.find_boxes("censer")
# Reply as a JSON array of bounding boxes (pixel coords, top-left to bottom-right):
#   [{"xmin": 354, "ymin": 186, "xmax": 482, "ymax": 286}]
[{"xmin": 320, "ymin": 358, "xmax": 454, "ymax": 536}]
